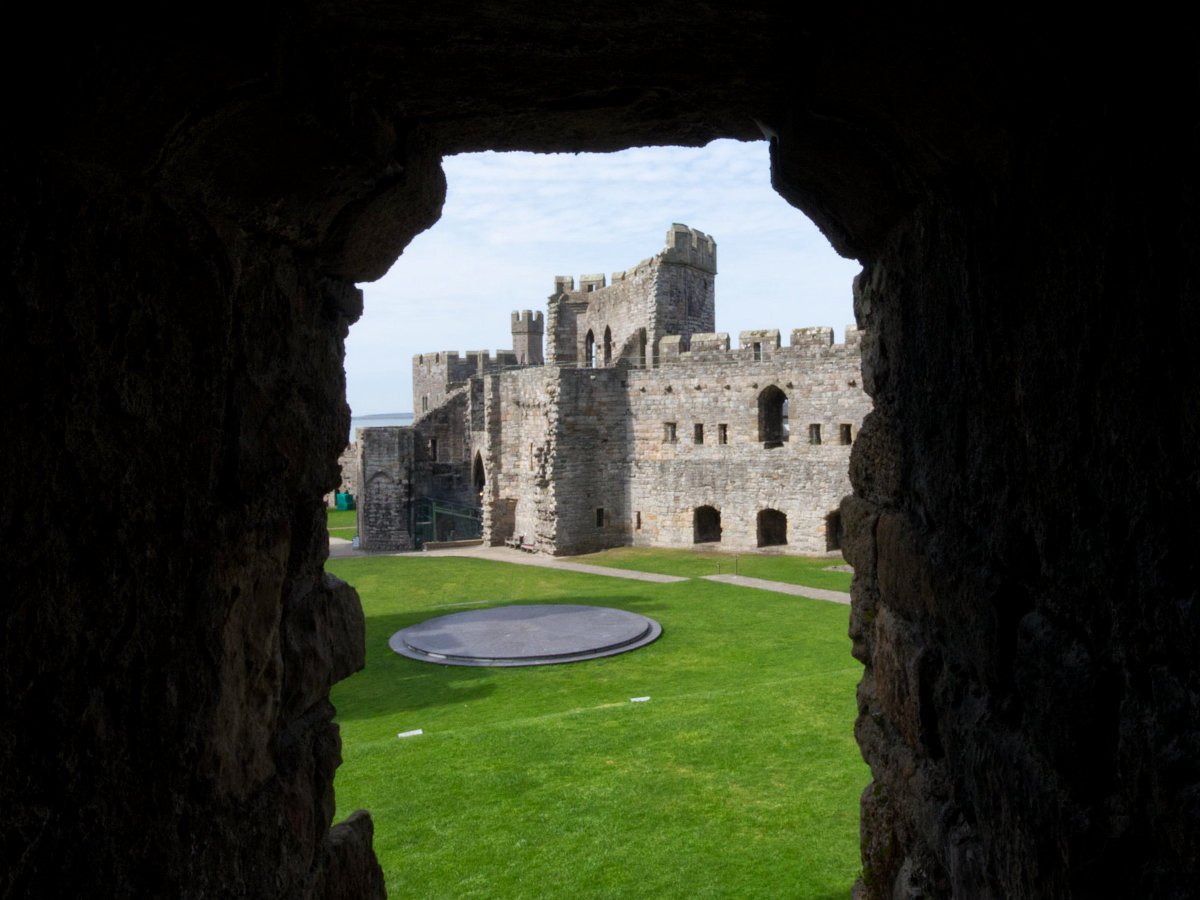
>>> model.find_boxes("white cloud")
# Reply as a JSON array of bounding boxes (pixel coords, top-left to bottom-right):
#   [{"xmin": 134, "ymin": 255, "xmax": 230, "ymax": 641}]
[{"xmin": 347, "ymin": 140, "xmax": 861, "ymax": 415}]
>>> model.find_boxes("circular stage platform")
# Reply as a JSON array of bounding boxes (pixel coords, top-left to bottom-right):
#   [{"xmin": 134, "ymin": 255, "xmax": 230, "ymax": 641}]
[{"xmin": 388, "ymin": 604, "xmax": 662, "ymax": 667}]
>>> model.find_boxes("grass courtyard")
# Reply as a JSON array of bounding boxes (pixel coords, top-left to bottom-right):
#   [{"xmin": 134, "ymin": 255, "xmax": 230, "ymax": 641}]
[
  {"xmin": 326, "ymin": 553, "xmax": 866, "ymax": 899},
  {"xmin": 327, "ymin": 508, "xmax": 357, "ymax": 540}
]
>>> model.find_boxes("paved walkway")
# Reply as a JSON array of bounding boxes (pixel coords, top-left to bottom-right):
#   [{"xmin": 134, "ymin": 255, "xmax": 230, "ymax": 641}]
[
  {"xmin": 701, "ymin": 574, "xmax": 851, "ymax": 605},
  {"xmin": 328, "ymin": 539, "xmax": 686, "ymax": 583},
  {"xmin": 329, "ymin": 538, "xmax": 850, "ymax": 603}
]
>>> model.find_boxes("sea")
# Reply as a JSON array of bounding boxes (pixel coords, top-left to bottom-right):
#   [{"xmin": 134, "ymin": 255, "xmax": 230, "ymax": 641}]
[{"xmin": 348, "ymin": 412, "xmax": 413, "ymax": 444}]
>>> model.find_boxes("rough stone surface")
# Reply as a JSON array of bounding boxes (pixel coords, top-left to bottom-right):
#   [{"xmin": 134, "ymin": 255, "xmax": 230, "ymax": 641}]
[{"xmin": 3, "ymin": 8, "xmax": 1198, "ymax": 899}]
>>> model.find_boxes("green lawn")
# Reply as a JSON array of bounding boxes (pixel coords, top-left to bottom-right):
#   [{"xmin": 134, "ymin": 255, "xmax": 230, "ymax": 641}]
[
  {"xmin": 327, "ymin": 507, "xmax": 357, "ymax": 540},
  {"xmin": 327, "ymin": 555, "xmax": 867, "ymax": 899},
  {"xmin": 569, "ymin": 547, "xmax": 853, "ymax": 593}
]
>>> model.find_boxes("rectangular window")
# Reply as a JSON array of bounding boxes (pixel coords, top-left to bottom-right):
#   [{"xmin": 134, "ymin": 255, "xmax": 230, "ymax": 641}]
[
  {"xmin": 840, "ymin": 424, "xmax": 853, "ymax": 445},
  {"xmin": 718, "ymin": 424, "xmax": 728, "ymax": 445},
  {"xmin": 664, "ymin": 422, "xmax": 677, "ymax": 443},
  {"xmin": 808, "ymin": 424, "xmax": 822, "ymax": 445},
  {"xmin": 429, "ymin": 437, "xmax": 439, "ymax": 459},
  {"xmin": 694, "ymin": 423, "xmax": 704, "ymax": 444},
  {"xmin": 752, "ymin": 342, "xmax": 762, "ymax": 361},
  {"xmin": 595, "ymin": 508, "xmax": 605, "ymax": 528},
  {"xmin": 422, "ymin": 395, "xmax": 429, "ymax": 412},
  {"xmin": 635, "ymin": 511, "xmax": 642, "ymax": 530}
]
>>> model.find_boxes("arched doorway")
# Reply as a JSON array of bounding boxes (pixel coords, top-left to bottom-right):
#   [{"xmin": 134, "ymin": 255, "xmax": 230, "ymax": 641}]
[
  {"xmin": 757, "ymin": 509, "xmax": 787, "ymax": 547},
  {"xmin": 693, "ymin": 505, "xmax": 722, "ymax": 543},
  {"xmin": 825, "ymin": 510, "xmax": 843, "ymax": 552},
  {"xmin": 603, "ymin": 325, "xmax": 613, "ymax": 365},
  {"xmin": 584, "ymin": 330, "xmax": 596, "ymax": 367}
]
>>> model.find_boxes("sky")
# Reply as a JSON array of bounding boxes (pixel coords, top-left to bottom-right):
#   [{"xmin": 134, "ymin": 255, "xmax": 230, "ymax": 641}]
[{"xmin": 347, "ymin": 139, "xmax": 862, "ymax": 415}]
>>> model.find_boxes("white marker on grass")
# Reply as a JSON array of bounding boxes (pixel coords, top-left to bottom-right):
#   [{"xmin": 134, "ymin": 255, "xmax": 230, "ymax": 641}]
[
  {"xmin": 630, "ymin": 697, "xmax": 650, "ymax": 703},
  {"xmin": 397, "ymin": 729, "xmax": 424, "ymax": 738}
]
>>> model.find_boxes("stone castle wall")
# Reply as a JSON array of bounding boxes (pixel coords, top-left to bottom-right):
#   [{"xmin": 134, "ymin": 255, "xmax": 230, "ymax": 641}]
[
  {"xmin": 542, "ymin": 327, "xmax": 868, "ymax": 554},
  {"xmin": 412, "ymin": 349, "xmax": 518, "ymax": 418},
  {"xmin": 485, "ymin": 367, "xmax": 558, "ymax": 549},
  {"xmin": 355, "ymin": 226, "xmax": 869, "ymax": 558}
]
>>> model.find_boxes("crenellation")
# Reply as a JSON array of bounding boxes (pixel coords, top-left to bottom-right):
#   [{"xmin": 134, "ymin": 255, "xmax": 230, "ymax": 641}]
[
  {"xmin": 662, "ymin": 222, "xmax": 717, "ymax": 273},
  {"xmin": 359, "ymin": 225, "xmax": 869, "ymax": 556},
  {"xmin": 790, "ymin": 326, "xmax": 834, "ymax": 348}
]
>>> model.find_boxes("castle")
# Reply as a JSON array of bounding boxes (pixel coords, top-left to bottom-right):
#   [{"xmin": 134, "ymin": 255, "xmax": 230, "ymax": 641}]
[{"xmin": 353, "ymin": 224, "xmax": 870, "ymax": 556}]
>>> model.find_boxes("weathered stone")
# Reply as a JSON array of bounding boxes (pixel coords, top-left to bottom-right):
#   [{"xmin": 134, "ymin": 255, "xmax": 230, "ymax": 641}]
[{"xmin": 356, "ymin": 226, "xmax": 871, "ymax": 556}]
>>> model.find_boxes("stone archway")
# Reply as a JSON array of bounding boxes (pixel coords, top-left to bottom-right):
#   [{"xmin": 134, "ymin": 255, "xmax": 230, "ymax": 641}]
[
  {"xmin": 757, "ymin": 385, "xmax": 788, "ymax": 448},
  {"xmin": 757, "ymin": 509, "xmax": 787, "ymax": 547},
  {"xmin": 8, "ymin": 13, "xmax": 1198, "ymax": 900}
]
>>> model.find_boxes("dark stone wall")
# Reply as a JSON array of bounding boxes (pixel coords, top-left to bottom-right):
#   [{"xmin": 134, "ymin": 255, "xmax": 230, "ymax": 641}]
[
  {"xmin": 3, "ymin": 7, "xmax": 1197, "ymax": 898},
  {"xmin": 844, "ymin": 114, "xmax": 1200, "ymax": 895}
]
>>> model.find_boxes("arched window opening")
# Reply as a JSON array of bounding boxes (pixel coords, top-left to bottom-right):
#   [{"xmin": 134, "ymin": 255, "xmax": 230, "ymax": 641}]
[
  {"xmin": 603, "ymin": 326, "xmax": 613, "ymax": 365},
  {"xmin": 758, "ymin": 385, "xmax": 788, "ymax": 448},
  {"xmin": 585, "ymin": 330, "xmax": 596, "ymax": 367},
  {"xmin": 472, "ymin": 452, "xmax": 486, "ymax": 495},
  {"xmin": 757, "ymin": 509, "xmax": 788, "ymax": 547},
  {"xmin": 694, "ymin": 505, "xmax": 722, "ymax": 543}
]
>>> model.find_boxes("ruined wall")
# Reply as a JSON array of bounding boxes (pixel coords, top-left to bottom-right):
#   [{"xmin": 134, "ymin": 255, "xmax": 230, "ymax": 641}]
[
  {"xmin": 627, "ymin": 328, "xmax": 867, "ymax": 552},
  {"xmin": 326, "ymin": 441, "xmax": 359, "ymax": 506},
  {"xmin": 356, "ymin": 427, "xmax": 416, "ymax": 551},
  {"xmin": 484, "ymin": 367, "xmax": 557, "ymax": 549},
  {"xmin": 544, "ymin": 367, "xmax": 632, "ymax": 554}
]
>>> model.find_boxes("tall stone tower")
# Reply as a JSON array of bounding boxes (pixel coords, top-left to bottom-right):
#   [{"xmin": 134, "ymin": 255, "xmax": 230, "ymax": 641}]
[{"xmin": 511, "ymin": 309, "xmax": 544, "ymax": 365}]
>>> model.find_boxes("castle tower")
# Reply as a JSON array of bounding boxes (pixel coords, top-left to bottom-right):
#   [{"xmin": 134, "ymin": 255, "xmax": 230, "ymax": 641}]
[{"xmin": 511, "ymin": 309, "xmax": 545, "ymax": 365}]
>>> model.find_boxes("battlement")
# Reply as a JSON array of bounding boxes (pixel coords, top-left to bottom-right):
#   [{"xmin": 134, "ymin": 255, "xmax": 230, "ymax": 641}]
[
  {"xmin": 661, "ymin": 223, "xmax": 717, "ymax": 273},
  {"xmin": 413, "ymin": 349, "xmax": 519, "ymax": 371},
  {"xmin": 656, "ymin": 326, "xmax": 863, "ymax": 365},
  {"xmin": 511, "ymin": 310, "xmax": 544, "ymax": 331},
  {"xmin": 551, "ymin": 225, "xmax": 715, "ymax": 294}
]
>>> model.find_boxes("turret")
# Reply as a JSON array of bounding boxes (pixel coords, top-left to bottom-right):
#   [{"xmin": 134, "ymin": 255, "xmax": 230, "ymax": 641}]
[{"xmin": 511, "ymin": 309, "xmax": 545, "ymax": 366}]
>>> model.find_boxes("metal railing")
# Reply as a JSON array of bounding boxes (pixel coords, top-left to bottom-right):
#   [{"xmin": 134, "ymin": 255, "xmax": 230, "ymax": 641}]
[{"xmin": 412, "ymin": 497, "xmax": 482, "ymax": 547}]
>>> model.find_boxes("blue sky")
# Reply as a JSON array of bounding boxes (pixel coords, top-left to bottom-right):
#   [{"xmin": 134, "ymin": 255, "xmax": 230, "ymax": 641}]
[{"xmin": 347, "ymin": 139, "xmax": 862, "ymax": 415}]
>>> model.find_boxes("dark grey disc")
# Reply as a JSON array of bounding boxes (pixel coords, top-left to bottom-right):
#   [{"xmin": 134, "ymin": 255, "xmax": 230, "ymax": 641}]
[{"xmin": 388, "ymin": 604, "xmax": 662, "ymax": 667}]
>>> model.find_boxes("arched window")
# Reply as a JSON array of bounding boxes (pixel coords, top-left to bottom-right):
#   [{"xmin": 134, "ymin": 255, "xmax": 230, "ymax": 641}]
[
  {"xmin": 693, "ymin": 505, "xmax": 722, "ymax": 543},
  {"xmin": 472, "ymin": 452, "xmax": 486, "ymax": 495},
  {"xmin": 757, "ymin": 385, "xmax": 788, "ymax": 448},
  {"xmin": 757, "ymin": 509, "xmax": 788, "ymax": 547},
  {"xmin": 603, "ymin": 326, "xmax": 613, "ymax": 365},
  {"xmin": 584, "ymin": 330, "xmax": 596, "ymax": 367}
]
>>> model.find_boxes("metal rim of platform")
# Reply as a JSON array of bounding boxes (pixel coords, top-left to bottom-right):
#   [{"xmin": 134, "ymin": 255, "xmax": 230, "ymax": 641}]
[{"xmin": 388, "ymin": 604, "xmax": 663, "ymax": 667}]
